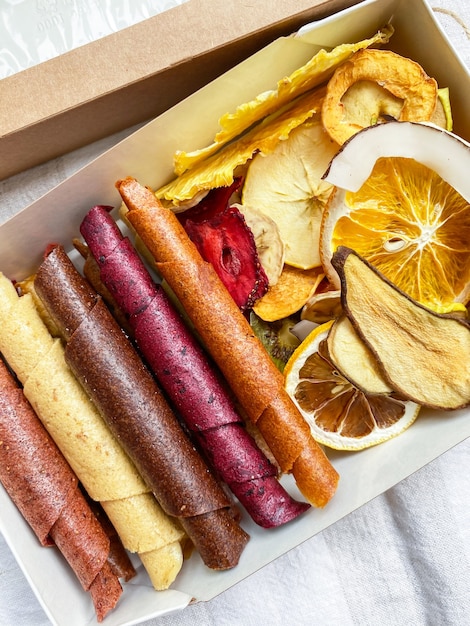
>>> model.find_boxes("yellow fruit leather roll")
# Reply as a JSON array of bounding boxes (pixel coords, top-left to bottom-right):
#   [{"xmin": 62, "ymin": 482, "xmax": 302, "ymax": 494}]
[
  {"xmin": 117, "ymin": 177, "xmax": 339, "ymax": 508},
  {"xmin": 0, "ymin": 272, "xmax": 184, "ymax": 590}
]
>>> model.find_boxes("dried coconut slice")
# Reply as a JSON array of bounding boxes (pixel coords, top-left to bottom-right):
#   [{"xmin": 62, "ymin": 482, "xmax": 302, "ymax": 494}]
[{"xmin": 322, "ymin": 49, "xmax": 438, "ymax": 145}]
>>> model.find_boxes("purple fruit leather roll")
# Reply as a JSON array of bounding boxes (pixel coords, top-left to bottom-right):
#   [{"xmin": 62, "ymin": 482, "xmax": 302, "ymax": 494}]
[{"xmin": 80, "ymin": 205, "xmax": 310, "ymax": 527}]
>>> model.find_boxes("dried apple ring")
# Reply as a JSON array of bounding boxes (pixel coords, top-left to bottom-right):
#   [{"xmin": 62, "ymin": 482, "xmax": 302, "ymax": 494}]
[{"xmin": 322, "ymin": 49, "xmax": 438, "ymax": 145}]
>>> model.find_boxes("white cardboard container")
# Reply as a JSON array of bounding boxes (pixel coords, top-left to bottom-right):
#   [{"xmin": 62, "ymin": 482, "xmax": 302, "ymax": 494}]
[{"xmin": 1, "ymin": 0, "xmax": 470, "ymax": 625}]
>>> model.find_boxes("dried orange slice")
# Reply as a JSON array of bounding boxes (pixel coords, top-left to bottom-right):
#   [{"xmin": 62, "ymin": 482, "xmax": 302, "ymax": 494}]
[
  {"xmin": 322, "ymin": 49, "xmax": 439, "ymax": 145},
  {"xmin": 321, "ymin": 121, "xmax": 470, "ymax": 314},
  {"xmin": 284, "ymin": 320, "xmax": 420, "ymax": 451}
]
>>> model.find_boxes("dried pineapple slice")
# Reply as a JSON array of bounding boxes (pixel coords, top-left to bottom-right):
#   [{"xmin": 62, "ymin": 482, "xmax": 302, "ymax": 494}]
[{"xmin": 174, "ymin": 25, "xmax": 393, "ymax": 175}]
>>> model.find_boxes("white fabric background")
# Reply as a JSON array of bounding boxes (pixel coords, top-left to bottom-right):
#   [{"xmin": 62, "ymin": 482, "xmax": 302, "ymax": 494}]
[{"xmin": 1, "ymin": 1, "xmax": 470, "ymax": 625}]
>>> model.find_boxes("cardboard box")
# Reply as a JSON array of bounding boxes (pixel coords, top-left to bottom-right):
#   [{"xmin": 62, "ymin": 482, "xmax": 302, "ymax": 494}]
[
  {"xmin": 0, "ymin": 0, "xmax": 361, "ymax": 180},
  {"xmin": 1, "ymin": 0, "xmax": 470, "ymax": 624}
]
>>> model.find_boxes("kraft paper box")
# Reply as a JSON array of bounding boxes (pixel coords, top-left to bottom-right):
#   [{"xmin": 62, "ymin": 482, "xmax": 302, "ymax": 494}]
[
  {"xmin": 1, "ymin": 0, "xmax": 470, "ymax": 625},
  {"xmin": 0, "ymin": 0, "xmax": 358, "ymax": 179}
]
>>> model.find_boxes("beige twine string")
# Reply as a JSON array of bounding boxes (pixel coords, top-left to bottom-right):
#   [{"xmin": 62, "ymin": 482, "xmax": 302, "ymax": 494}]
[{"xmin": 432, "ymin": 6, "xmax": 470, "ymax": 39}]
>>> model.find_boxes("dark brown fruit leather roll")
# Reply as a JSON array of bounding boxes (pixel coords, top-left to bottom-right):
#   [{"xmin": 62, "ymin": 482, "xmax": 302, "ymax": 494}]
[
  {"xmin": 117, "ymin": 177, "xmax": 340, "ymax": 508},
  {"xmin": 34, "ymin": 245, "xmax": 249, "ymax": 570},
  {"xmin": 0, "ymin": 357, "xmax": 122, "ymax": 622},
  {"xmin": 79, "ymin": 205, "xmax": 310, "ymax": 528}
]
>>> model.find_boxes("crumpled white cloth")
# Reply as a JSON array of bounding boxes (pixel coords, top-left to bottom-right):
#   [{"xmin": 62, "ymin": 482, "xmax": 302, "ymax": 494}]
[{"xmin": 1, "ymin": 1, "xmax": 469, "ymax": 625}]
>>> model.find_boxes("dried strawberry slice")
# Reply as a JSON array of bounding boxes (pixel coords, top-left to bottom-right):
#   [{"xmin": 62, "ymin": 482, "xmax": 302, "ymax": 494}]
[
  {"xmin": 184, "ymin": 205, "xmax": 269, "ymax": 310},
  {"xmin": 179, "ymin": 178, "xmax": 243, "ymax": 226}
]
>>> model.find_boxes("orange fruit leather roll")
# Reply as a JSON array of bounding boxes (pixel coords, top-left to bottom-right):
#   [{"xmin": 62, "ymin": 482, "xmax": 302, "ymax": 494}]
[
  {"xmin": 0, "ymin": 357, "xmax": 122, "ymax": 622},
  {"xmin": 117, "ymin": 177, "xmax": 339, "ymax": 507},
  {"xmin": 34, "ymin": 245, "xmax": 249, "ymax": 570}
]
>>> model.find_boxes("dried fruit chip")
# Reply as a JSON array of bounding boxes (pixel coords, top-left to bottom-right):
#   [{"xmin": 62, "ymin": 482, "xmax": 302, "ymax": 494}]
[
  {"xmin": 301, "ymin": 287, "xmax": 342, "ymax": 325},
  {"xmin": 327, "ymin": 315, "xmax": 392, "ymax": 395},
  {"xmin": 333, "ymin": 246, "xmax": 470, "ymax": 410},
  {"xmin": 242, "ymin": 118, "xmax": 339, "ymax": 269},
  {"xmin": 184, "ymin": 205, "xmax": 269, "ymax": 310},
  {"xmin": 284, "ymin": 320, "xmax": 420, "ymax": 450},
  {"xmin": 253, "ymin": 265, "xmax": 324, "ymax": 322},
  {"xmin": 322, "ymin": 49, "xmax": 438, "ymax": 145},
  {"xmin": 157, "ymin": 88, "xmax": 326, "ymax": 207},
  {"xmin": 250, "ymin": 311, "xmax": 300, "ymax": 373},
  {"xmin": 233, "ymin": 203, "xmax": 285, "ymax": 286}
]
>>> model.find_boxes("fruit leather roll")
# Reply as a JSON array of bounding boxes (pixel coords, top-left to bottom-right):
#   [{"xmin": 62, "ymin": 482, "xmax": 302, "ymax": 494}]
[
  {"xmin": 83, "ymin": 494, "xmax": 136, "ymax": 583},
  {"xmin": 80, "ymin": 205, "xmax": 310, "ymax": 528},
  {"xmin": 117, "ymin": 177, "xmax": 339, "ymax": 507},
  {"xmin": 34, "ymin": 245, "xmax": 249, "ymax": 570},
  {"xmin": 0, "ymin": 357, "xmax": 122, "ymax": 622},
  {"xmin": 0, "ymin": 272, "xmax": 184, "ymax": 590}
]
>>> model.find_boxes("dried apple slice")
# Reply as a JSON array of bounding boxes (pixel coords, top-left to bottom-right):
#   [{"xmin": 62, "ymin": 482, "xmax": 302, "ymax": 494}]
[
  {"xmin": 322, "ymin": 49, "xmax": 439, "ymax": 145},
  {"xmin": 242, "ymin": 119, "xmax": 339, "ymax": 269},
  {"xmin": 327, "ymin": 315, "xmax": 393, "ymax": 395},
  {"xmin": 232, "ymin": 203, "xmax": 285, "ymax": 286},
  {"xmin": 332, "ymin": 246, "xmax": 470, "ymax": 410}
]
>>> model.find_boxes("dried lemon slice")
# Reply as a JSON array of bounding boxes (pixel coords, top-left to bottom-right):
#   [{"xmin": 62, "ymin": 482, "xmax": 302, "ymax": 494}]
[
  {"xmin": 284, "ymin": 320, "xmax": 420, "ymax": 451},
  {"xmin": 322, "ymin": 49, "xmax": 439, "ymax": 145}
]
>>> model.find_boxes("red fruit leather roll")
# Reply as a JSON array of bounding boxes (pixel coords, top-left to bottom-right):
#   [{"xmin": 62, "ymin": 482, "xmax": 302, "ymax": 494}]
[
  {"xmin": 0, "ymin": 357, "xmax": 122, "ymax": 622},
  {"xmin": 117, "ymin": 177, "xmax": 340, "ymax": 508},
  {"xmin": 80, "ymin": 205, "xmax": 310, "ymax": 527},
  {"xmin": 34, "ymin": 245, "xmax": 249, "ymax": 570}
]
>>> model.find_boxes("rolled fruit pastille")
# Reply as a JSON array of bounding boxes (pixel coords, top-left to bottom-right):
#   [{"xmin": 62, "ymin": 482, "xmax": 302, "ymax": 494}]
[
  {"xmin": 0, "ymin": 271, "xmax": 185, "ymax": 590},
  {"xmin": 81, "ymin": 494, "xmax": 136, "ymax": 582},
  {"xmin": 117, "ymin": 177, "xmax": 339, "ymax": 507},
  {"xmin": 0, "ymin": 357, "xmax": 122, "ymax": 622},
  {"xmin": 34, "ymin": 245, "xmax": 249, "ymax": 570},
  {"xmin": 80, "ymin": 205, "xmax": 310, "ymax": 527}
]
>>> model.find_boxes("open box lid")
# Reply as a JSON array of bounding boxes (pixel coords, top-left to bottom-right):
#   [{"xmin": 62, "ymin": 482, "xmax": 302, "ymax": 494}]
[{"xmin": 0, "ymin": 0, "xmax": 360, "ymax": 179}]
